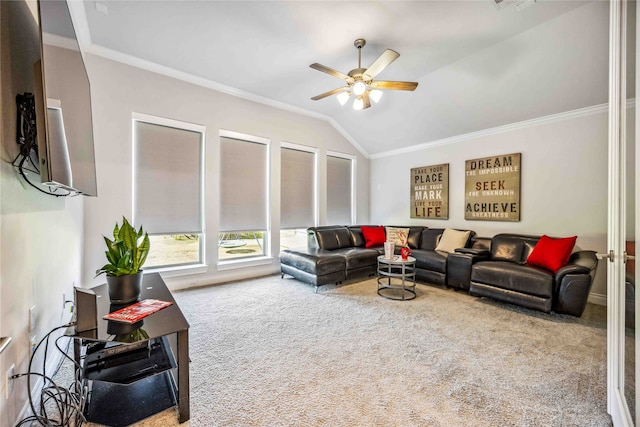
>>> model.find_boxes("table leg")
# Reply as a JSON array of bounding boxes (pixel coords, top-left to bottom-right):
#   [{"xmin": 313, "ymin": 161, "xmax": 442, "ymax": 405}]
[{"xmin": 177, "ymin": 329, "xmax": 190, "ymax": 423}]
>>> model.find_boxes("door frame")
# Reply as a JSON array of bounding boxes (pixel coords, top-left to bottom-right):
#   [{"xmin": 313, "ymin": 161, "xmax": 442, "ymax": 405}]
[{"xmin": 608, "ymin": 1, "xmax": 636, "ymax": 425}]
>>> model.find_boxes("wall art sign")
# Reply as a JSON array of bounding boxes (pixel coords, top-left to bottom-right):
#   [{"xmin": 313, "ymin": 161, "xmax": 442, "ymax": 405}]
[
  {"xmin": 410, "ymin": 163, "xmax": 449, "ymax": 219},
  {"xmin": 465, "ymin": 153, "xmax": 520, "ymax": 221}
]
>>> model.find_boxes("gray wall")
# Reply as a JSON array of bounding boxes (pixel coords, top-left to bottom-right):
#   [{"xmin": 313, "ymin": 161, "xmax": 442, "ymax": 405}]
[{"xmin": 370, "ymin": 108, "xmax": 612, "ymax": 300}]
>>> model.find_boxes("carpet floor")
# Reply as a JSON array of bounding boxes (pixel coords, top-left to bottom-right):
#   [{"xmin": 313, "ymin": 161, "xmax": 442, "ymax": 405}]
[{"xmin": 81, "ymin": 274, "xmax": 611, "ymax": 427}]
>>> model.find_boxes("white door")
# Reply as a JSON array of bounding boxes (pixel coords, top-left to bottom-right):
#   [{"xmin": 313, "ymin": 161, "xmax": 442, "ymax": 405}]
[{"xmin": 608, "ymin": 1, "xmax": 637, "ymax": 425}]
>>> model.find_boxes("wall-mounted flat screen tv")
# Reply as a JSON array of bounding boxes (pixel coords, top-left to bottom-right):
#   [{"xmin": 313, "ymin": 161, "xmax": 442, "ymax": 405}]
[{"xmin": 34, "ymin": 0, "xmax": 97, "ymax": 196}]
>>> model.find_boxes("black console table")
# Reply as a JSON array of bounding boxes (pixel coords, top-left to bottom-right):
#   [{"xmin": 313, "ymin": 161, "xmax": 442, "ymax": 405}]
[{"xmin": 70, "ymin": 273, "xmax": 190, "ymax": 426}]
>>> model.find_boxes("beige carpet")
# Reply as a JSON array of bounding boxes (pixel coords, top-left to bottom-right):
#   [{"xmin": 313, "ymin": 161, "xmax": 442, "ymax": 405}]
[{"xmin": 83, "ymin": 274, "xmax": 610, "ymax": 426}]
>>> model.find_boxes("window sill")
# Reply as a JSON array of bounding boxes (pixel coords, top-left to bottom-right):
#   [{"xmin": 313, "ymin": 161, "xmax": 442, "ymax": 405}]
[
  {"xmin": 217, "ymin": 256, "xmax": 275, "ymax": 271},
  {"xmin": 145, "ymin": 263, "xmax": 208, "ymax": 277}
]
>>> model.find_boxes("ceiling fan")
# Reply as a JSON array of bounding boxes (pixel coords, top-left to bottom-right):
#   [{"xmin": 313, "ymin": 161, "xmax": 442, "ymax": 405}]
[{"xmin": 310, "ymin": 38, "xmax": 418, "ymax": 110}]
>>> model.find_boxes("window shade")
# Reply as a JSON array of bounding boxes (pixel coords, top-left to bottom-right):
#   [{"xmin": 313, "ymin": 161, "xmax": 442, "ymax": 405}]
[
  {"xmin": 326, "ymin": 155, "xmax": 352, "ymax": 225},
  {"xmin": 220, "ymin": 137, "xmax": 268, "ymax": 232},
  {"xmin": 134, "ymin": 121, "xmax": 202, "ymax": 234},
  {"xmin": 281, "ymin": 147, "xmax": 315, "ymax": 229}
]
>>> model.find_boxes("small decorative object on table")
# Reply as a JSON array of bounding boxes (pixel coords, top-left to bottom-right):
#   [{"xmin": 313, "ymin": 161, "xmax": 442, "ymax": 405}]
[
  {"xmin": 400, "ymin": 247, "xmax": 413, "ymax": 260},
  {"xmin": 384, "ymin": 242, "xmax": 395, "ymax": 259},
  {"xmin": 95, "ymin": 217, "xmax": 150, "ymax": 304}
]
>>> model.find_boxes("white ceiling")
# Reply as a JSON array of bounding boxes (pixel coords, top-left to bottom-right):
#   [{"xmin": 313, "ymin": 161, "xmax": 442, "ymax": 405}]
[{"xmin": 70, "ymin": 0, "xmax": 608, "ymax": 156}]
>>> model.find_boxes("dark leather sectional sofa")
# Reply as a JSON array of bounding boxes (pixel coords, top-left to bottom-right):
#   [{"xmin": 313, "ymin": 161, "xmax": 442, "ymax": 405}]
[
  {"xmin": 280, "ymin": 226, "xmax": 599, "ymax": 317},
  {"xmin": 280, "ymin": 225, "xmax": 474, "ymax": 289}
]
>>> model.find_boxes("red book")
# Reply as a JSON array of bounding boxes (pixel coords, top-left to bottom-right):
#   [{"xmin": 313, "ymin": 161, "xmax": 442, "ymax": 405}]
[{"xmin": 103, "ymin": 299, "xmax": 173, "ymax": 324}]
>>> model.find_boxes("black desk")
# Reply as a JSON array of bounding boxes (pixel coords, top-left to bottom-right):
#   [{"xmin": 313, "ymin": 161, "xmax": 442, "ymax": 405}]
[{"xmin": 71, "ymin": 273, "xmax": 190, "ymax": 426}]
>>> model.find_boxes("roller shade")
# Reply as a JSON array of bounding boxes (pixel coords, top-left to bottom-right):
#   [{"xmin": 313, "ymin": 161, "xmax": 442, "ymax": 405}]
[
  {"xmin": 281, "ymin": 147, "xmax": 315, "ymax": 229},
  {"xmin": 134, "ymin": 120, "xmax": 203, "ymax": 234},
  {"xmin": 220, "ymin": 137, "xmax": 268, "ymax": 232},
  {"xmin": 326, "ymin": 155, "xmax": 352, "ymax": 225}
]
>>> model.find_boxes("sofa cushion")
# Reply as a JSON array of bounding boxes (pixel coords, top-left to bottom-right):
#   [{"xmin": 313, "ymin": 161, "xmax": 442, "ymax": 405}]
[
  {"xmin": 526, "ymin": 235, "xmax": 577, "ymax": 272},
  {"xmin": 315, "ymin": 227, "xmax": 352, "ymax": 250},
  {"xmin": 361, "ymin": 226, "xmax": 385, "ymax": 248},
  {"xmin": 280, "ymin": 247, "xmax": 346, "ymax": 276},
  {"xmin": 412, "ymin": 249, "xmax": 447, "ymax": 274},
  {"xmin": 407, "ymin": 227, "xmax": 423, "ymax": 249},
  {"xmin": 420, "ymin": 228, "xmax": 444, "ymax": 250},
  {"xmin": 472, "ymin": 261, "xmax": 554, "ymax": 298},
  {"xmin": 490, "ymin": 235, "xmax": 525, "ymax": 263},
  {"xmin": 331, "ymin": 248, "xmax": 379, "ymax": 270},
  {"xmin": 348, "ymin": 226, "xmax": 365, "ymax": 247},
  {"xmin": 386, "ymin": 227, "xmax": 409, "ymax": 247},
  {"xmin": 435, "ymin": 228, "xmax": 471, "ymax": 253}
]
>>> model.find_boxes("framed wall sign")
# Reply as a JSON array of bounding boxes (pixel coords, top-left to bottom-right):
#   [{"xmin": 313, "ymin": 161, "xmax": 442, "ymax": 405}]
[
  {"xmin": 410, "ymin": 163, "xmax": 449, "ymax": 219},
  {"xmin": 465, "ymin": 153, "xmax": 521, "ymax": 221}
]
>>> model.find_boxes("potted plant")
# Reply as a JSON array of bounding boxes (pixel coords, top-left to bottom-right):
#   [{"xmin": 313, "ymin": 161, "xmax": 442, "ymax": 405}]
[{"xmin": 96, "ymin": 217, "xmax": 150, "ymax": 303}]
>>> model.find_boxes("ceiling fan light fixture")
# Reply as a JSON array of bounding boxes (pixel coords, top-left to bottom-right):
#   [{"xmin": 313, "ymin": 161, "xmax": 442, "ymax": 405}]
[
  {"xmin": 337, "ymin": 91, "xmax": 351, "ymax": 106},
  {"xmin": 369, "ymin": 90, "xmax": 383, "ymax": 103},
  {"xmin": 310, "ymin": 38, "xmax": 418, "ymax": 109},
  {"xmin": 353, "ymin": 96, "xmax": 364, "ymax": 110},
  {"xmin": 353, "ymin": 81, "xmax": 367, "ymax": 96}
]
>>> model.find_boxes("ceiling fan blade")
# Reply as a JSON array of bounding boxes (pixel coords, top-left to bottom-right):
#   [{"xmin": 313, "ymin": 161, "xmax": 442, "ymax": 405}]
[
  {"xmin": 371, "ymin": 80, "xmax": 419, "ymax": 91},
  {"xmin": 362, "ymin": 92, "xmax": 371, "ymax": 109},
  {"xmin": 363, "ymin": 49, "xmax": 400, "ymax": 80},
  {"xmin": 309, "ymin": 63, "xmax": 353, "ymax": 83},
  {"xmin": 311, "ymin": 87, "xmax": 348, "ymax": 101}
]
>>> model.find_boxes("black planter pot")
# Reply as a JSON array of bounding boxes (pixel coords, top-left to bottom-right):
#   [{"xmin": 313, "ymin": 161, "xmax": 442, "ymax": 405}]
[{"xmin": 106, "ymin": 271, "xmax": 143, "ymax": 304}]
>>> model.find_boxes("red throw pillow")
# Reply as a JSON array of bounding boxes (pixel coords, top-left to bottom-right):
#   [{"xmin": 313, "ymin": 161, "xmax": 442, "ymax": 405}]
[
  {"xmin": 361, "ymin": 226, "xmax": 385, "ymax": 248},
  {"xmin": 526, "ymin": 235, "xmax": 577, "ymax": 273}
]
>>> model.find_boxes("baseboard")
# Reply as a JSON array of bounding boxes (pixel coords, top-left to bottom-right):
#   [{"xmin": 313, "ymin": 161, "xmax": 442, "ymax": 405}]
[
  {"xmin": 166, "ymin": 264, "xmax": 281, "ymax": 290},
  {"xmin": 588, "ymin": 292, "xmax": 607, "ymax": 306}
]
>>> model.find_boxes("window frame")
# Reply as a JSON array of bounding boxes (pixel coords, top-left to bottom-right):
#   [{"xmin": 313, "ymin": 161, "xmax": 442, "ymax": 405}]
[
  {"xmin": 326, "ymin": 151, "xmax": 357, "ymax": 225},
  {"xmin": 281, "ymin": 141, "xmax": 319, "ymax": 229},
  {"xmin": 132, "ymin": 112, "xmax": 206, "ymax": 271},
  {"xmin": 217, "ymin": 129, "xmax": 271, "ymax": 266}
]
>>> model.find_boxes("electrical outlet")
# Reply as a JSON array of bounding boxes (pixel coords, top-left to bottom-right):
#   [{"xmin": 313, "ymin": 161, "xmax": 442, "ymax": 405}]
[
  {"xmin": 5, "ymin": 363, "xmax": 15, "ymax": 399},
  {"xmin": 29, "ymin": 305, "xmax": 36, "ymax": 332},
  {"xmin": 30, "ymin": 336, "xmax": 37, "ymax": 357}
]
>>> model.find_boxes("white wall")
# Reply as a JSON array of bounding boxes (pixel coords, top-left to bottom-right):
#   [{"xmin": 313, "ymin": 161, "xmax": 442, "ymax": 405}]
[
  {"xmin": 0, "ymin": 1, "xmax": 83, "ymax": 425},
  {"xmin": 370, "ymin": 109, "xmax": 610, "ymax": 299},
  {"xmin": 82, "ymin": 54, "xmax": 370, "ymax": 290}
]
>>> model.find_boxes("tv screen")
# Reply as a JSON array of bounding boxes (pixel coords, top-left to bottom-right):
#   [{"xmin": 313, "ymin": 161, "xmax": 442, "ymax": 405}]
[{"xmin": 34, "ymin": 0, "xmax": 97, "ymax": 196}]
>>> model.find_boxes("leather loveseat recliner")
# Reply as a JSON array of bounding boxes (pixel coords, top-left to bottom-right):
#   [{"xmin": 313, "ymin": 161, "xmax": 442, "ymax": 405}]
[{"xmin": 465, "ymin": 234, "xmax": 598, "ymax": 317}]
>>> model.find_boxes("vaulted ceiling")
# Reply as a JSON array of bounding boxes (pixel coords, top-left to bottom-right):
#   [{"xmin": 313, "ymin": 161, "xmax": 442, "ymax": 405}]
[{"xmin": 64, "ymin": 1, "xmax": 609, "ymax": 156}]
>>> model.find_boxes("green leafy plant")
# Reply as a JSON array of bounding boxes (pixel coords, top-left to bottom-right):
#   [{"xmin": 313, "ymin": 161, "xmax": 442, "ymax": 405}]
[{"xmin": 95, "ymin": 217, "xmax": 150, "ymax": 277}]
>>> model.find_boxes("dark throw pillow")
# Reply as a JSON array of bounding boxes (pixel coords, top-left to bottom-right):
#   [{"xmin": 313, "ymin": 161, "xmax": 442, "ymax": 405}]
[
  {"xmin": 526, "ymin": 235, "xmax": 577, "ymax": 272},
  {"xmin": 361, "ymin": 226, "xmax": 385, "ymax": 248}
]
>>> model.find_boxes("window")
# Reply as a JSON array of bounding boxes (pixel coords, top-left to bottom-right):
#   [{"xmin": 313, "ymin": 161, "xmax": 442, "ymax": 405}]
[
  {"xmin": 219, "ymin": 131, "xmax": 269, "ymax": 261},
  {"xmin": 326, "ymin": 153, "xmax": 355, "ymax": 225},
  {"xmin": 280, "ymin": 144, "xmax": 316, "ymax": 252},
  {"xmin": 133, "ymin": 114, "xmax": 205, "ymax": 269}
]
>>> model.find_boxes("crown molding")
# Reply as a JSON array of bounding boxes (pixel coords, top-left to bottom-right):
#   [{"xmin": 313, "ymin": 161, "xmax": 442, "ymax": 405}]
[
  {"xmin": 83, "ymin": 43, "xmax": 370, "ymax": 159},
  {"xmin": 369, "ymin": 103, "xmax": 610, "ymax": 159}
]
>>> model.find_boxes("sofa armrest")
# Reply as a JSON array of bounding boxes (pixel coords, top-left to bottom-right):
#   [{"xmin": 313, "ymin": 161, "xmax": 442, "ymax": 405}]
[
  {"xmin": 447, "ymin": 250, "xmax": 490, "ymax": 291},
  {"xmin": 555, "ymin": 250, "xmax": 598, "ymax": 283},
  {"xmin": 552, "ymin": 251, "xmax": 598, "ymax": 317},
  {"xmin": 553, "ymin": 274, "xmax": 593, "ymax": 316},
  {"xmin": 554, "ymin": 264, "xmax": 590, "ymax": 283}
]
